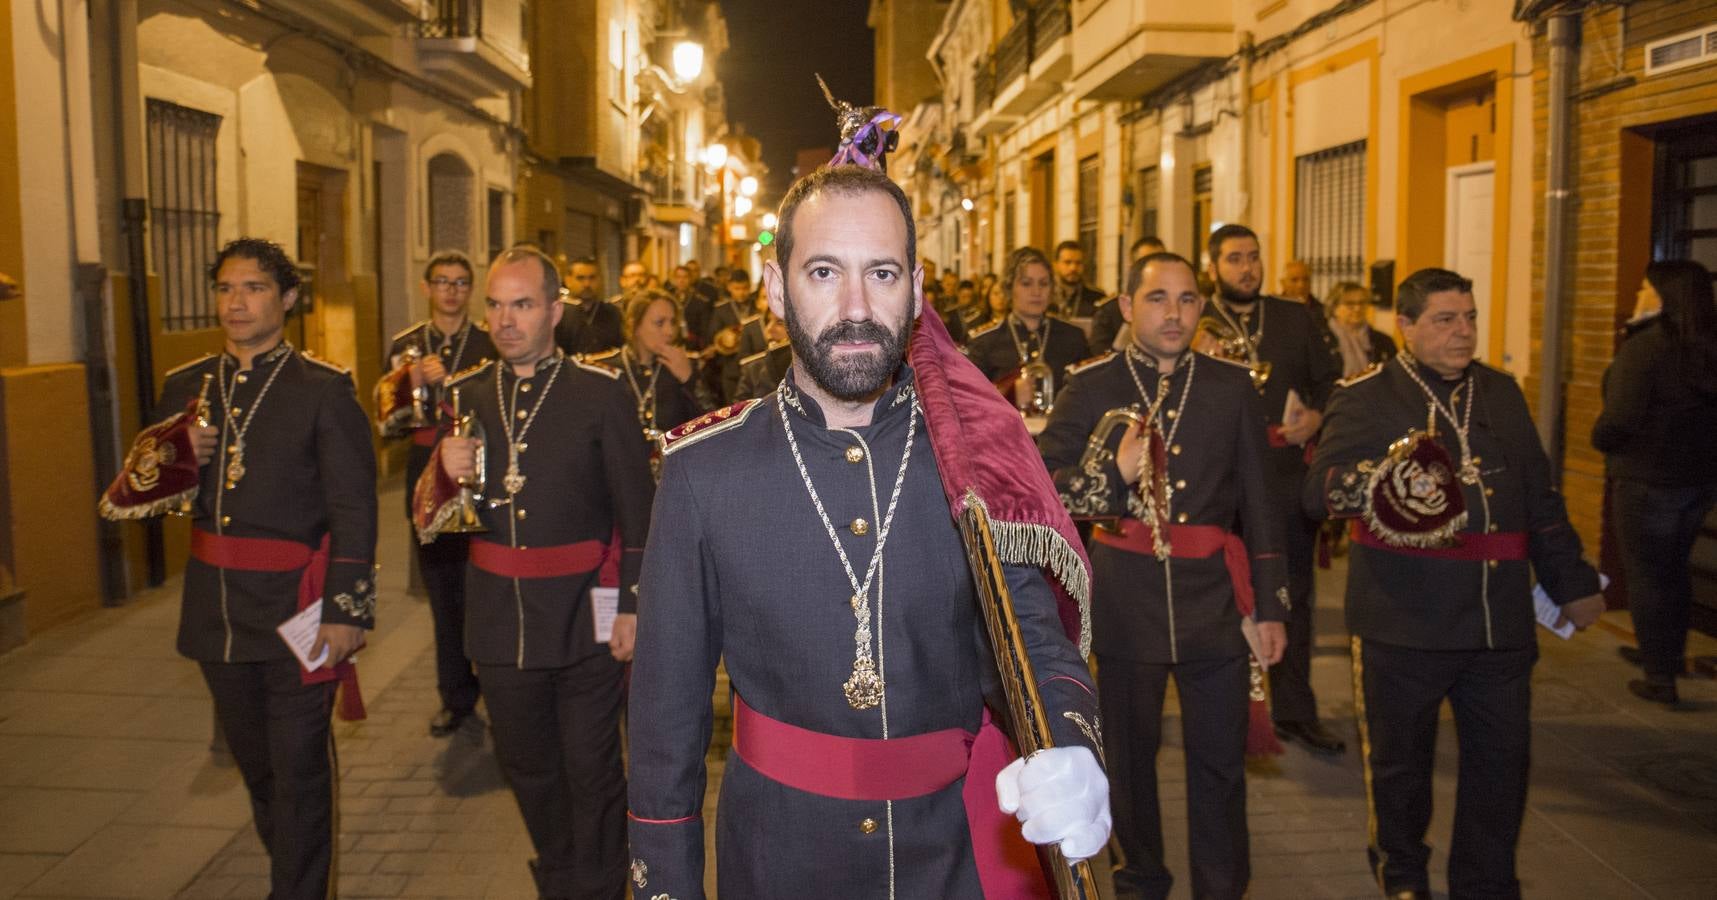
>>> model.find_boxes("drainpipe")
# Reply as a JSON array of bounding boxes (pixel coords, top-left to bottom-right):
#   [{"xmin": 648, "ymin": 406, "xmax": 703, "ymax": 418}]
[
  {"xmin": 1238, "ymin": 31, "xmax": 1254, "ymax": 225},
  {"xmin": 1537, "ymin": 10, "xmax": 1578, "ymax": 483}
]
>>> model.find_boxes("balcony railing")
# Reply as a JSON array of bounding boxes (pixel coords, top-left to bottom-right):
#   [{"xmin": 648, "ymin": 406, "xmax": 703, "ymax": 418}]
[
  {"xmin": 974, "ymin": 57, "xmax": 997, "ymax": 112},
  {"xmin": 419, "ymin": 0, "xmax": 530, "ymax": 72},
  {"xmin": 996, "ymin": 17, "xmax": 1031, "ymax": 87},
  {"xmin": 1031, "ymin": 1, "xmax": 1071, "ymax": 59}
]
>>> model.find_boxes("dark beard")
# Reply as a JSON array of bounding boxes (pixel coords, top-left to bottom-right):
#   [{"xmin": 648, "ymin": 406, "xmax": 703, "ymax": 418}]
[
  {"xmin": 782, "ymin": 285, "xmax": 913, "ymax": 402},
  {"xmin": 1216, "ymin": 274, "xmax": 1258, "ymax": 306}
]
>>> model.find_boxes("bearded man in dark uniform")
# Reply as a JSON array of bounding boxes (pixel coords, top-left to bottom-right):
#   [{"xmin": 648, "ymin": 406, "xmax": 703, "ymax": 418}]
[
  {"xmin": 627, "ymin": 164, "xmax": 1110, "ymax": 900},
  {"xmin": 1305, "ymin": 267, "xmax": 1605, "ymax": 899},
  {"xmin": 554, "ymin": 255, "xmax": 624, "ymax": 357},
  {"xmin": 1040, "ymin": 252, "xmax": 1288, "ymax": 899},
  {"xmin": 1197, "ymin": 223, "xmax": 1344, "ymax": 754},
  {"xmin": 109, "ymin": 238, "xmax": 376, "ymax": 898},
  {"xmin": 422, "ymin": 247, "xmax": 656, "ymax": 898},
  {"xmin": 378, "ymin": 249, "xmax": 496, "ymax": 736}
]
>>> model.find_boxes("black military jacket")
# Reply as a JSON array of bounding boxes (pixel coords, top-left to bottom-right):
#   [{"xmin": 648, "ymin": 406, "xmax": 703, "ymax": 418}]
[
  {"xmin": 582, "ymin": 346, "xmax": 706, "ymax": 434},
  {"xmin": 702, "ymin": 300, "xmax": 747, "ymax": 402},
  {"xmin": 553, "ymin": 296, "xmax": 624, "ymax": 357},
  {"xmin": 1200, "ymin": 295, "xmax": 1339, "ymax": 492},
  {"xmin": 1088, "ymin": 295, "xmax": 1126, "ymax": 358},
  {"xmin": 735, "ymin": 312, "xmax": 781, "ymax": 360},
  {"xmin": 385, "ymin": 319, "xmax": 498, "ymax": 515},
  {"xmin": 1305, "ymin": 358, "xmax": 1600, "ymax": 651},
  {"xmin": 629, "ymin": 368, "xmax": 1100, "ymax": 900},
  {"xmin": 448, "ymin": 352, "xmax": 655, "ymax": 668},
  {"xmin": 1039, "ymin": 350, "xmax": 1290, "ymax": 663},
  {"xmin": 964, "ymin": 315, "xmax": 1090, "ymax": 391},
  {"xmin": 1055, "ymin": 281, "xmax": 1106, "ymax": 319},
  {"xmin": 156, "ymin": 343, "xmax": 378, "ymax": 663},
  {"xmin": 734, "ymin": 343, "xmax": 792, "ymax": 401}
]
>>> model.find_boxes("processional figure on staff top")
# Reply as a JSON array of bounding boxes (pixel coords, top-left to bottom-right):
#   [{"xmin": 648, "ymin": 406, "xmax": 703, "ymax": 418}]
[{"xmin": 625, "ymin": 78, "xmax": 1112, "ymax": 900}]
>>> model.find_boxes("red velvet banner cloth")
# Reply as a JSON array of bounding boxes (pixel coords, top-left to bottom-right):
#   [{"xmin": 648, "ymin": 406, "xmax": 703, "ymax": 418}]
[{"xmin": 1349, "ymin": 521, "xmax": 1528, "ymax": 560}]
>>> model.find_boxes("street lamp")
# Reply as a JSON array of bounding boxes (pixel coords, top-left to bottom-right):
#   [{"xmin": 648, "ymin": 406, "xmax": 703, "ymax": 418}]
[
  {"xmin": 704, "ymin": 142, "xmax": 728, "ymax": 170},
  {"xmin": 739, "ymin": 175, "xmax": 758, "ymax": 197},
  {"xmin": 761, "ymin": 212, "xmax": 778, "ymax": 230},
  {"xmin": 734, "ymin": 195, "xmax": 753, "ymax": 217},
  {"xmin": 672, "ymin": 41, "xmax": 704, "ymax": 83}
]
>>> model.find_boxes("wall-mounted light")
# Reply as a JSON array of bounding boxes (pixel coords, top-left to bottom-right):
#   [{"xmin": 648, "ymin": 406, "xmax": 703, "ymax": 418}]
[
  {"xmin": 704, "ymin": 143, "xmax": 728, "ymax": 170},
  {"xmin": 672, "ymin": 41, "xmax": 704, "ymax": 83},
  {"xmin": 739, "ymin": 176, "xmax": 759, "ymax": 197},
  {"xmin": 734, "ymin": 196, "xmax": 753, "ymax": 216},
  {"xmin": 961, "ymin": 197, "xmax": 975, "ymax": 211},
  {"xmin": 760, "ymin": 212, "xmax": 779, "ymax": 230}
]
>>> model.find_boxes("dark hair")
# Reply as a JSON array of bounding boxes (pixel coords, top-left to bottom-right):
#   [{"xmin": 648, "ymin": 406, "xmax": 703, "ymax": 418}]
[
  {"xmin": 1002, "ymin": 246, "xmax": 1052, "ymax": 301},
  {"xmin": 210, "ymin": 237, "xmax": 301, "ymax": 294},
  {"xmin": 1053, "ymin": 240, "xmax": 1084, "ymax": 259},
  {"xmin": 423, "ymin": 249, "xmax": 474, "ymax": 283},
  {"xmin": 957, "ymin": 279, "xmax": 974, "ymax": 290},
  {"xmin": 491, "ymin": 246, "xmax": 562, "ymax": 302},
  {"xmin": 727, "ymin": 268, "xmax": 752, "ymax": 285},
  {"xmin": 1130, "ymin": 235, "xmax": 1165, "ymax": 256},
  {"xmin": 774, "ymin": 165, "xmax": 916, "ymax": 277},
  {"xmin": 1206, "ymin": 224, "xmax": 1260, "ymax": 267},
  {"xmin": 1395, "ymin": 267, "xmax": 1473, "ymax": 321},
  {"xmin": 1644, "ymin": 260, "xmax": 1717, "ymax": 395},
  {"xmin": 622, "ymin": 289, "xmax": 682, "ymax": 343},
  {"xmin": 1125, "ymin": 252, "xmax": 1197, "ymax": 296}
]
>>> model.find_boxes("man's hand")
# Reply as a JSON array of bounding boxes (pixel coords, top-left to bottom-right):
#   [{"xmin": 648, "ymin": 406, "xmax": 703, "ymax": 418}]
[
  {"xmin": 1561, "ymin": 593, "xmax": 1607, "ymax": 630},
  {"xmin": 1115, "ymin": 423, "xmax": 1143, "ymax": 485},
  {"xmin": 608, "ymin": 613, "xmax": 637, "ymax": 662},
  {"xmin": 1256, "ymin": 621, "xmax": 1287, "ymax": 666},
  {"xmin": 439, "ymin": 436, "xmax": 480, "ymax": 483},
  {"xmin": 653, "ymin": 341, "xmax": 695, "ymax": 384},
  {"xmin": 311, "ymin": 623, "xmax": 365, "ymax": 669},
  {"xmin": 996, "ymin": 746, "xmax": 1111, "ymax": 863},
  {"xmin": 420, "ymin": 355, "xmax": 448, "ymax": 386},
  {"xmin": 1280, "ymin": 407, "xmax": 1323, "ymax": 446},
  {"xmin": 189, "ymin": 424, "xmax": 219, "ymax": 466}
]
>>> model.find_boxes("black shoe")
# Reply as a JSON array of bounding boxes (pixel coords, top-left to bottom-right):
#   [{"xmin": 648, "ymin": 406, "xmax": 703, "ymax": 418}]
[
  {"xmin": 1275, "ymin": 720, "xmax": 1347, "ymax": 755},
  {"xmin": 1628, "ymin": 678, "xmax": 1679, "ymax": 706},
  {"xmin": 1617, "ymin": 645, "xmax": 1643, "ymax": 667},
  {"xmin": 429, "ymin": 707, "xmax": 472, "ymax": 737}
]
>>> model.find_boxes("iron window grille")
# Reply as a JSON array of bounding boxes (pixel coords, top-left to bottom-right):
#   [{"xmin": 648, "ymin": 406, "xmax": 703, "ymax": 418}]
[
  {"xmin": 147, "ymin": 98, "xmax": 223, "ymax": 332},
  {"xmin": 1294, "ymin": 139, "xmax": 1367, "ymax": 301}
]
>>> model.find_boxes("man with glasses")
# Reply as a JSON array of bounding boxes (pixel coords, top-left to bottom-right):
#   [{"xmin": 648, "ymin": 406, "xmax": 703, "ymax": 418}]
[{"xmin": 381, "ymin": 250, "xmax": 496, "ymax": 736}]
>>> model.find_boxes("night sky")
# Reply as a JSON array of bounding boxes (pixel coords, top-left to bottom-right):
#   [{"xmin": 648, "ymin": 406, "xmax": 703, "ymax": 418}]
[{"xmin": 717, "ymin": 0, "xmax": 875, "ymax": 198}]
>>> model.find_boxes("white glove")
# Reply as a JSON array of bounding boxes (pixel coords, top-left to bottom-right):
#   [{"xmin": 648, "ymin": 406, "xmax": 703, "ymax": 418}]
[{"xmin": 995, "ymin": 745, "xmax": 1111, "ymax": 863}]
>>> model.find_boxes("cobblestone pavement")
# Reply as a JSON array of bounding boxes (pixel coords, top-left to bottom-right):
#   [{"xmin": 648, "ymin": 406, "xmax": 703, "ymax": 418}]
[{"xmin": 3, "ymin": 490, "xmax": 1716, "ymax": 897}]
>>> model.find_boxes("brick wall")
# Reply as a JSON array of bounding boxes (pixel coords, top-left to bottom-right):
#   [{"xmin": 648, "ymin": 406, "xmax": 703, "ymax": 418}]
[{"xmin": 1528, "ymin": 0, "xmax": 1717, "ymax": 556}]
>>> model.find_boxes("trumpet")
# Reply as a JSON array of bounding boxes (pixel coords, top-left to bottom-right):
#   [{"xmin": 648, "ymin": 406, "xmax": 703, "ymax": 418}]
[
  {"xmin": 442, "ymin": 387, "xmax": 488, "ymax": 534},
  {"xmin": 1020, "ymin": 358, "xmax": 1055, "ymax": 415},
  {"xmin": 403, "ymin": 344, "xmax": 434, "ymax": 429},
  {"xmin": 1073, "ymin": 406, "xmax": 1147, "ymax": 528},
  {"xmin": 1194, "ymin": 314, "xmax": 1272, "ymax": 392}
]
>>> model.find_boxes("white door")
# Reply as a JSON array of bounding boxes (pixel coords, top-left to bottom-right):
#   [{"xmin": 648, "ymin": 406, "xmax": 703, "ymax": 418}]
[{"xmin": 1445, "ymin": 163, "xmax": 1495, "ymax": 360}]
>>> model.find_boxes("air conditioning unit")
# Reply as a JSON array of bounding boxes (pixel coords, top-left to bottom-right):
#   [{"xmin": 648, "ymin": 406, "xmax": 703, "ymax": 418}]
[{"xmin": 1644, "ymin": 25, "xmax": 1717, "ymax": 77}]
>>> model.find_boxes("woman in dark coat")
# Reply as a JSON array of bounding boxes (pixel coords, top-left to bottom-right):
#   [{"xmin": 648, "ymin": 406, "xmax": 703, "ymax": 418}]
[{"xmin": 1593, "ymin": 260, "xmax": 1717, "ymax": 705}]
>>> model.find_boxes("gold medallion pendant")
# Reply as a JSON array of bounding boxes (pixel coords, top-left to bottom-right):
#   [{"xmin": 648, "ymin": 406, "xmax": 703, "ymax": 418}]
[
  {"xmin": 843, "ymin": 657, "xmax": 883, "ymax": 710},
  {"xmin": 225, "ymin": 439, "xmax": 247, "ymax": 488}
]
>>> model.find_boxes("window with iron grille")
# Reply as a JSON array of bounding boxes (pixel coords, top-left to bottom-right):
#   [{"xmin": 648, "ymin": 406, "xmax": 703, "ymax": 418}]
[
  {"xmin": 1077, "ymin": 154, "xmax": 1100, "ymax": 266},
  {"xmin": 147, "ymin": 98, "xmax": 223, "ymax": 332},
  {"xmin": 1137, "ymin": 166, "xmax": 1159, "ymax": 241},
  {"xmin": 1294, "ymin": 140, "xmax": 1367, "ymax": 301}
]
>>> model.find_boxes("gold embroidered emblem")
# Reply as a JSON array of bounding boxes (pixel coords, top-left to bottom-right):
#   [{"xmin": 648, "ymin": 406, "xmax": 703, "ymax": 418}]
[
  {"xmin": 630, "ymin": 858, "xmax": 648, "ymax": 889},
  {"xmin": 1062, "ymin": 711, "xmax": 1105, "ymax": 766},
  {"xmin": 124, "ymin": 436, "xmax": 175, "ymax": 492}
]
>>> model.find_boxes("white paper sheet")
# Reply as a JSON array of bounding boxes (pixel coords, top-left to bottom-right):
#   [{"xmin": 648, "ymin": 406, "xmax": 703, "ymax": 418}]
[
  {"xmin": 1534, "ymin": 573, "xmax": 1610, "ymax": 640},
  {"xmin": 1283, "ymin": 389, "xmax": 1307, "ymax": 428},
  {"xmin": 276, "ymin": 599, "xmax": 331, "ymax": 671},
  {"xmin": 591, "ymin": 587, "xmax": 619, "ymax": 643}
]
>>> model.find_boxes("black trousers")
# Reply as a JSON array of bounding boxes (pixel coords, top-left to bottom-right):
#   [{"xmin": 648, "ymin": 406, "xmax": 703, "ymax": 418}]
[
  {"xmin": 1354, "ymin": 638, "xmax": 1535, "ymax": 899},
  {"xmin": 407, "ymin": 444, "xmax": 480, "ymax": 715},
  {"xmin": 480, "ymin": 655, "xmax": 627, "ymax": 899},
  {"xmin": 1269, "ymin": 502, "xmax": 1321, "ymax": 725},
  {"xmin": 199, "ymin": 659, "xmax": 337, "ymax": 900},
  {"xmin": 1611, "ymin": 478, "xmax": 1717, "ymax": 683},
  {"xmin": 1099, "ymin": 653, "xmax": 1250, "ymax": 900}
]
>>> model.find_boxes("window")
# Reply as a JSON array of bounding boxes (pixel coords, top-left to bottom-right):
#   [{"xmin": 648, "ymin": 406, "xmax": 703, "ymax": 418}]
[
  {"xmin": 1191, "ymin": 164, "xmax": 1213, "ymax": 265},
  {"xmin": 1294, "ymin": 139, "xmax": 1367, "ymax": 300},
  {"xmin": 146, "ymin": 98, "xmax": 222, "ymax": 332},
  {"xmin": 1653, "ymin": 125, "xmax": 1717, "ymax": 281},
  {"xmin": 1004, "ymin": 190, "xmax": 1018, "ymax": 254},
  {"xmin": 487, "ymin": 188, "xmax": 507, "ymax": 263},
  {"xmin": 428, "ymin": 152, "xmax": 474, "ymax": 254},
  {"xmin": 1136, "ymin": 166, "xmax": 1159, "ymax": 243},
  {"xmin": 1077, "ymin": 154, "xmax": 1100, "ymax": 268}
]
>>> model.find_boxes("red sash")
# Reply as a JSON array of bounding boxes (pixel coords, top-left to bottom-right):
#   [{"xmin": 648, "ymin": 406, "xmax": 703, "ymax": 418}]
[
  {"xmin": 190, "ymin": 529, "xmax": 366, "ymax": 720},
  {"xmin": 1349, "ymin": 521, "xmax": 1528, "ymax": 561},
  {"xmin": 468, "ymin": 534, "xmax": 620, "ymax": 587},
  {"xmin": 411, "ymin": 428, "xmax": 438, "ymax": 447},
  {"xmin": 731, "ymin": 694, "xmax": 1051, "ymax": 899}
]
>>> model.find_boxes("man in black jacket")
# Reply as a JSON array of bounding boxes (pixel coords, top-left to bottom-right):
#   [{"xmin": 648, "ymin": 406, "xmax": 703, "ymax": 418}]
[
  {"xmin": 554, "ymin": 256, "xmax": 624, "ymax": 356},
  {"xmin": 1090, "ymin": 236, "xmax": 1165, "ymax": 357},
  {"xmin": 1053, "ymin": 240, "xmax": 1106, "ymax": 320},
  {"xmin": 1306, "ymin": 267, "xmax": 1604, "ymax": 899}
]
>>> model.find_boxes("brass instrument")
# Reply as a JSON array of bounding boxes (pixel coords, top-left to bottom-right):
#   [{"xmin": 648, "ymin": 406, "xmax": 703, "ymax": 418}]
[
  {"xmin": 1079, "ymin": 406, "xmax": 1146, "ymax": 470},
  {"xmin": 957, "ymin": 499, "xmax": 1099, "ymax": 900},
  {"xmin": 193, "ymin": 372, "xmax": 214, "ymax": 428},
  {"xmin": 1020, "ymin": 358, "xmax": 1055, "ymax": 416},
  {"xmin": 1194, "ymin": 313, "xmax": 1272, "ymax": 392},
  {"xmin": 403, "ymin": 344, "xmax": 434, "ymax": 429},
  {"xmin": 442, "ymin": 387, "xmax": 488, "ymax": 534}
]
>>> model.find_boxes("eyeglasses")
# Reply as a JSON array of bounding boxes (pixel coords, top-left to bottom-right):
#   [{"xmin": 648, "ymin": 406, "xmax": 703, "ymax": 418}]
[{"xmin": 429, "ymin": 277, "xmax": 473, "ymax": 290}]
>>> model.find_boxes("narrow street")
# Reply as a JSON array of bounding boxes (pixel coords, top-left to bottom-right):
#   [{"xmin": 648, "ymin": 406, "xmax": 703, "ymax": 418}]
[{"xmin": 0, "ymin": 486, "xmax": 1712, "ymax": 898}]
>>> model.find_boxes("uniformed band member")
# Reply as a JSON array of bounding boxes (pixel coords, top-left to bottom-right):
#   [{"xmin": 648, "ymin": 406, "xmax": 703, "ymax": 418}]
[
  {"xmin": 554, "ymin": 255, "xmax": 624, "ymax": 357},
  {"xmin": 734, "ymin": 340, "xmax": 793, "ymax": 401},
  {"xmin": 1199, "ymin": 223, "xmax": 1345, "ymax": 754},
  {"xmin": 1040, "ymin": 252, "xmax": 1288, "ymax": 900},
  {"xmin": 965, "ymin": 245, "xmax": 1089, "ymax": 411},
  {"xmin": 147, "ymin": 238, "xmax": 376, "ymax": 898},
  {"xmin": 1305, "ymin": 268, "xmax": 1604, "ymax": 899},
  {"xmin": 1052, "ymin": 240, "xmax": 1106, "ymax": 321},
  {"xmin": 425, "ymin": 247, "xmax": 656, "ymax": 897},
  {"xmin": 628, "ymin": 164, "xmax": 1109, "ymax": 899},
  {"xmin": 699, "ymin": 269, "xmax": 756, "ymax": 402},
  {"xmin": 583, "ymin": 290, "xmax": 709, "ymax": 477},
  {"xmin": 1089, "ymin": 236, "xmax": 1165, "ymax": 358},
  {"xmin": 380, "ymin": 250, "xmax": 496, "ymax": 737}
]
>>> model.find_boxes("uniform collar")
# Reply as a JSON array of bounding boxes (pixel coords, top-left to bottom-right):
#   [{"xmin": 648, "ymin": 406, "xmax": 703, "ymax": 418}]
[
  {"xmin": 500, "ymin": 348, "xmax": 566, "ymax": 380},
  {"xmin": 428, "ymin": 318, "xmax": 469, "ymax": 342},
  {"xmin": 222, "ymin": 340, "xmax": 292, "ymax": 369},
  {"xmin": 780, "ymin": 365, "xmax": 918, "ymax": 429}
]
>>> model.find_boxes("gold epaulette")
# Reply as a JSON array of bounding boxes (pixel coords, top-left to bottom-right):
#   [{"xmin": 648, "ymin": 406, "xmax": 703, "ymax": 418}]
[
  {"xmin": 968, "ymin": 320, "xmax": 1002, "ymax": 339},
  {"xmin": 1337, "ymin": 363, "xmax": 1383, "ymax": 388},
  {"xmin": 391, "ymin": 321, "xmax": 428, "ymax": 344},
  {"xmin": 446, "ymin": 359, "xmax": 494, "ymax": 387},
  {"xmin": 1197, "ymin": 351, "xmax": 1256, "ymax": 372},
  {"xmin": 582, "ymin": 347, "xmax": 622, "ymax": 366},
  {"xmin": 164, "ymin": 353, "xmax": 215, "ymax": 378},
  {"xmin": 1066, "ymin": 352, "xmax": 1116, "ymax": 377},
  {"xmin": 661, "ymin": 398, "xmax": 763, "ymax": 457},
  {"xmin": 301, "ymin": 351, "xmax": 351, "ymax": 376},
  {"xmin": 740, "ymin": 313, "xmax": 762, "ymax": 326},
  {"xmin": 1094, "ymin": 294, "xmax": 1118, "ymax": 308},
  {"xmin": 574, "ymin": 357, "xmax": 621, "ymax": 379},
  {"xmin": 739, "ymin": 348, "xmax": 771, "ymax": 367}
]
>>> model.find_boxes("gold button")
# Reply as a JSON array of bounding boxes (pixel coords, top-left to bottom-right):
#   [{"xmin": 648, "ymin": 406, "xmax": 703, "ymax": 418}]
[
  {"xmin": 1484, "ymin": 488, "xmax": 1494, "ymax": 497},
  {"xmin": 227, "ymin": 445, "xmax": 239, "ymax": 455},
  {"xmin": 220, "ymin": 515, "xmax": 231, "ymax": 527},
  {"xmin": 859, "ymin": 818, "xmax": 878, "ymax": 834},
  {"xmin": 516, "ymin": 508, "xmax": 527, "ymax": 520},
  {"xmin": 1176, "ymin": 512, "xmax": 1189, "ymax": 523},
  {"xmin": 1171, "ymin": 444, "xmax": 1182, "ymax": 455},
  {"xmin": 230, "ymin": 406, "xmax": 242, "ymax": 416},
  {"xmin": 850, "ymin": 518, "xmax": 870, "ymax": 536},
  {"xmin": 845, "ymin": 446, "xmax": 864, "ymax": 463},
  {"xmin": 516, "ymin": 409, "xmax": 528, "ymax": 419},
  {"xmin": 1471, "ymin": 456, "xmax": 1482, "ymax": 465},
  {"xmin": 225, "ymin": 481, "xmax": 236, "ymax": 490},
  {"xmin": 1488, "ymin": 560, "xmax": 1499, "ymax": 569},
  {"xmin": 1165, "ymin": 409, "xmax": 1176, "ymax": 419},
  {"xmin": 1488, "ymin": 524, "xmax": 1499, "ymax": 533},
  {"xmin": 1174, "ymin": 479, "xmax": 1186, "ymax": 489},
  {"xmin": 235, "ymin": 373, "xmax": 248, "ymax": 383},
  {"xmin": 521, "ymin": 383, "xmax": 532, "ymax": 392}
]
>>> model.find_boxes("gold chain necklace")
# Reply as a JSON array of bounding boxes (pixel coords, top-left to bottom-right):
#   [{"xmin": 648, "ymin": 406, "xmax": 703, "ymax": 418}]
[
  {"xmin": 1395, "ymin": 353, "xmax": 1480, "ymax": 485},
  {"xmin": 1122, "ymin": 346, "xmax": 1197, "ymax": 560},
  {"xmin": 216, "ymin": 347, "xmax": 290, "ymax": 489},
  {"xmin": 776, "ymin": 382, "xmax": 919, "ymax": 710},
  {"xmin": 495, "ymin": 354, "xmax": 563, "ymax": 497}
]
